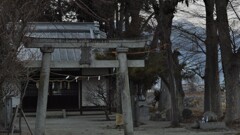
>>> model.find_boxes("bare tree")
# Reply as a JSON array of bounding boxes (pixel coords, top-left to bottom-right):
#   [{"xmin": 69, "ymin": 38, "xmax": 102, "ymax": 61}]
[
  {"xmin": 174, "ymin": 0, "xmax": 222, "ymax": 118},
  {"xmin": 150, "ymin": 0, "xmax": 189, "ymax": 127},
  {"xmin": 215, "ymin": 0, "xmax": 240, "ymax": 124},
  {"xmin": 0, "ymin": 0, "xmax": 46, "ymax": 129},
  {"xmin": 85, "ymin": 81, "xmax": 112, "ymax": 121}
]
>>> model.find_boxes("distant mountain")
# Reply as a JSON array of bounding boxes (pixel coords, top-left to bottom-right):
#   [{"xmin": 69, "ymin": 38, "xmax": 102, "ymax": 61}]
[{"xmin": 172, "ymin": 1, "xmax": 240, "ymax": 84}]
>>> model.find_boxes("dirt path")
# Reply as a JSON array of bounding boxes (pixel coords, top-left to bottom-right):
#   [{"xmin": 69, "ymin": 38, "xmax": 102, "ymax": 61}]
[{"xmin": 10, "ymin": 112, "xmax": 239, "ymax": 135}]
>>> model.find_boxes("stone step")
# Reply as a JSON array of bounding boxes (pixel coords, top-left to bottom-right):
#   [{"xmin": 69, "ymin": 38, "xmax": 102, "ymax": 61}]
[{"xmin": 199, "ymin": 122, "xmax": 227, "ymax": 130}]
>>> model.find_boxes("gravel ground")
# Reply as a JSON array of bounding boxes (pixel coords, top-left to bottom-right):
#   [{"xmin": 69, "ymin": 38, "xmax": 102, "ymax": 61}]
[{"xmin": 3, "ymin": 111, "xmax": 238, "ymax": 135}]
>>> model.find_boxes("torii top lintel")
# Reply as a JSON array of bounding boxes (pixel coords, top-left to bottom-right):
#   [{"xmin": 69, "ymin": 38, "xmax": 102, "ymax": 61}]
[{"xmin": 25, "ymin": 39, "xmax": 146, "ymax": 49}]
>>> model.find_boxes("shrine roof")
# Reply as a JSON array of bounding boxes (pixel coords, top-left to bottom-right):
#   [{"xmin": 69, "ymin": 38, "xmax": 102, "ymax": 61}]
[
  {"xmin": 25, "ymin": 22, "xmax": 106, "ymax": 39},
  {"xmin": 20, "ymin": 22, "xmax": 105, "ymax": 62}
]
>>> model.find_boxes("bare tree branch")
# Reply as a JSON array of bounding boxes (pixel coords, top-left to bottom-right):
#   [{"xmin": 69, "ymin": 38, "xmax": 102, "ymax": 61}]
[
  {"xmin": 229, "ymin": 1, "xmax": 240, "ymax": 21},
  {"xmin": 173, "ymin": 25, "xmax": 206, "ymax": 54}
]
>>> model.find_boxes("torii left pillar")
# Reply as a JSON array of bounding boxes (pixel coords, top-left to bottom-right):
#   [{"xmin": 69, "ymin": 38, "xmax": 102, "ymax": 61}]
[
  {"xmin": 35, "ymin": 46, "xmax": 53, "ymax": 135},
  {"xmin": 117, "ymin": 47, "xmax": 134, "ymax": 135}
]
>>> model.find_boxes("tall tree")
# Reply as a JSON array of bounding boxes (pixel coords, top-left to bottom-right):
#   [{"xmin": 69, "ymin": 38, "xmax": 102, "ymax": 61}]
[
  {"xmin": 215, "ymin": 0, "xmax": 240, "ymax": 124},
  {"xmin": 150, "ymin": 0, "xmax": 201, "ymax": 126},
  {"xmin": 203, "ymin": 0, "xmax": 221, "ymax": 117},
  {"xmin": 151, "ymin": 0, "xmax": 182, "ymax": 127},
  {"xmin": 124, "ymin": 0, "xmax": 144, "ymax": 37}
]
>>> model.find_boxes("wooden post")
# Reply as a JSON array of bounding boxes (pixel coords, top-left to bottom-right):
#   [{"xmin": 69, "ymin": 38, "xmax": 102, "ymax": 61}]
[
  {"xmin": 35, "ymin": 46, "xmax": 53, "ymax": 135},
  {"xmin": 79, "ymin": 69, "xmax": 83, "ymax": 115},
  {"xmin": 117, "ymin": 47, "xmax": 134, "ymax": 135},
  {"xmin": 5, "ymin": 96, "xmax": 12, "ymax": 129}
]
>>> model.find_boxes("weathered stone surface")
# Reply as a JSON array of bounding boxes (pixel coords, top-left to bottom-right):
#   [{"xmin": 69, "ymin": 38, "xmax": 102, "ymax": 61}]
[
  {"xmin": 138, "ymin": 101, "xmax": 149, "ymax": 122},
  {"xmin": 199, "ymin": 122, "xmax": 227, "ymax": 130},
  {"xmin": 203, "ymin": 111, "xmax": 218, "ymax": 122}
]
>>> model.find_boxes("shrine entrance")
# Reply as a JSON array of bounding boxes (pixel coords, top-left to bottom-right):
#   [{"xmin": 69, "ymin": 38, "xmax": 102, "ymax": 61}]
[{"xmin": 24, "ymin": 22, "xmax": 146, "ymax": 135}]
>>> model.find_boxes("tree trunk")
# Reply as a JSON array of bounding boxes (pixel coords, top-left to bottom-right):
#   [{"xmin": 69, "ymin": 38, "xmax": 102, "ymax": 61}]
[
  {"xmin": 215, "ymin": 0, "xmax": 240, "ymax": 124},
  {"xmin": 104, "ymin": 109, "xmax": 111, "ymax": 121},
  {"xmin": 167, "ymin": 44, "xmax": 180, "ymax": 127},
  {"xmin": 131, "ymin": 83, "xmax": 138, "ymax": 127},
  {"xmin": 107, "ymin": 18, "xmax": 115, "ymax": 38},
  {"xmin": 124, "ymin": 0, "xmax": 143, "ymax": 37},
  {"xmin": 158, "ymin": 80, "xmax": 171, "ymax": 120},
  {"xmin": 118, "ymin": 2, "xmax": 124, "ymax": 37},
  {"xmin": 153, "ymin": 0, "xmax": 180, "ymax": 126},
  {"xmin": 176, "ymin": 88, "xmax": 184, "ymax": 120},
  {"xmin": 0, "ymin": 87, "xmax": 3, "ymax": 129},
  {"xmin": 124, "ymin": 1, "xmax": 130, "ymax": 33},
  {"xmin": 57, "ymin": 0, "xmax": 63, "ymax": 22},
  {"xmin": 204, "ymin": 0, "xmax": 221, "ymax": 117},
  {"xmin": 173, "ymin": 51, "xmax": 185, "ymax": 120},
  {"xmin": 161, "ymin": 12, "xmax": 180, "ymax": 128}
]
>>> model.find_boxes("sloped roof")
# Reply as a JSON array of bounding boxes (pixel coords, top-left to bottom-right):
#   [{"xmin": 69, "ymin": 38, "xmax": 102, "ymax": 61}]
[
  {"xmin": 22, "ymin": 22, "xmax": 106, "ymax": 62},
  {"xmin": 25, "ymin": 22, "xmax": 104, "ymax": 39}
]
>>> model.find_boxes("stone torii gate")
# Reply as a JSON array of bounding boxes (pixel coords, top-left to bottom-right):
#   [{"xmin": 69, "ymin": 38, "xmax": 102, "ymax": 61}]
[{"xmin": 25, "ymin": 38, "xmax": 145, "ymax": 135}]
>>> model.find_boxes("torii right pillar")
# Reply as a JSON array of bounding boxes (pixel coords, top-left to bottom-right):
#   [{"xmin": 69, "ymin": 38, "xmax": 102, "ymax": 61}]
[{"xmin": 116, "ymin": 47, "xmax": 134, "ymax": 135}]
